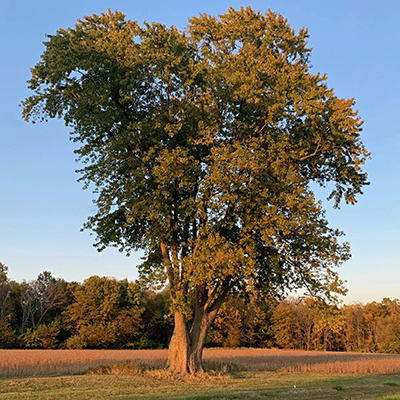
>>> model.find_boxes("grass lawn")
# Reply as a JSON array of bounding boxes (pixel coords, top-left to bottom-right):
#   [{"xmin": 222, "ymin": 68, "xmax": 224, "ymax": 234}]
[{"xmin": 1, "ymin": 371, "xmax": 400, "ymax": 400}]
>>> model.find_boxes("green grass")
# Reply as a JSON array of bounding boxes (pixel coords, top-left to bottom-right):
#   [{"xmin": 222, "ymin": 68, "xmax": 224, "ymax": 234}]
[
  {"xmin": 1, "ymin": 371, "xmax": 400, "ymax": 400},
  {"xmin": 375, "ymin": 397, "xmax": 400, "ymax": 400}
]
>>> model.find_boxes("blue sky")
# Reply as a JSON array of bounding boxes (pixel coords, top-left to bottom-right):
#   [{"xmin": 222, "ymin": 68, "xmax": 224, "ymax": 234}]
[{"xmin": 0, "ymin": 0, "xmax": 398, "ymax": 304}]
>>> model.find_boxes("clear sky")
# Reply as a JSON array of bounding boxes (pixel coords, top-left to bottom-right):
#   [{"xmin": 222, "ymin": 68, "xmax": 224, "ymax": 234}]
[{"xmin": 0, "ymin": 0, "xmax": 398, "ymax": 304}]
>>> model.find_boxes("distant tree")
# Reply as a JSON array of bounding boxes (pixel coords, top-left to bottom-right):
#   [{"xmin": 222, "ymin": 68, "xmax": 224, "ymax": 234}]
[
  {"xmin": 311, "ymin": 300, "xmax": 343, "ymax": 351},
  {"xmin": 64, "ymin": 276, "xmax": 144, "ymax": 348},
  {"xmin": 373, "ymin": 298, "xmax": 400, "ymax": 354},
  {"xmin": 19, "ymin": 271, "xmax": 66, "ymax": 333},
  {"xmin": 294, "ymin": 298, "xmax": 315, "ymax": 350},
  {"xmin": 207, "ymin": 296, "xmax": 245, "ymax": 348},
  {"xmin": 0, "ymin": 263, "xmax": 15, "ymax": 348},
  {"xmin": 0, "ymin": 263, "xmax": 11, "ymax": 320},
  {"xmin": 341, "ymin": 303, "xmax": 368, "ymax": 352},
  {"xmin": 22, "ymin": 318, "xmax": 61, "ymax": 349},
  {"xmin": 242, "ymin": 296, "xmax": 276, "ymax": 348},
  {"xmin": 140, "ymin": 289, "xmax": 174, "ymax": 348},
  {"xmin": 271, "ymin": 300, "xmax": 299, "ymax": 349},
  {"xmin": 22, "ymin": 7, "xmax": 369, "ymax": 373},
  {"xmin": 363, "ymin": 301, "xmax": 384, "ymax": 352}
]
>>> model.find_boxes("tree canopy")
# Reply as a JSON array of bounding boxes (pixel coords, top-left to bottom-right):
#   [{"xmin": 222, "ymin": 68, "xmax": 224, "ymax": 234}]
[{"xmin": 22, "ymin": 7, "xmax": 369, "ymax": 373}]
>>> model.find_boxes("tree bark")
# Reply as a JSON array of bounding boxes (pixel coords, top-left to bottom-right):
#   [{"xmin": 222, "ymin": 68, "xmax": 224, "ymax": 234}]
[
  {"xmin": 188, "ymin": 304, "xmax": 212, "ymax": 373},
  {"xmin": 167, "ymin": 312, "xmax": 190, "ymax": 374},
  {"xmin": 167, "ymin": 285, "xmax": 228, "ymax": 374},
  {"xmin": 167, "ymin": 310, "xmax": 210, "ymax": 375}
]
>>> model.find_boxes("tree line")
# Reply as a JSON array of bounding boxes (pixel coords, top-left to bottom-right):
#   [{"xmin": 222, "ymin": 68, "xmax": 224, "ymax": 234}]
[{"xmin": 1, "ymin": 262, "xmax": 398, "ymax": 353}]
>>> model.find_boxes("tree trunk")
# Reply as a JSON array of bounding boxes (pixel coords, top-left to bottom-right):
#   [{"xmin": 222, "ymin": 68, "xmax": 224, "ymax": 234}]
[
  {"xmin": 188, "ymin": 305, "xmax": 210, "ymax": 373},
  {"xmin": 167, "ymin": 312, "xmax": 190, "ymax": 374},
  {"xmin": 167, "ymin": 310, "xmax": 210, "ymax": 374},
  {"xmin": 167, "ymin": 286, "xmax": 227, "ymax": 374}
]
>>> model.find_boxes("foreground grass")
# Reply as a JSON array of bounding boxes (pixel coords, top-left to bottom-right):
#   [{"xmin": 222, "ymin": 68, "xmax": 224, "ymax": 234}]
[{"xmin": 1, "ymin": 371, "xmax": 400, "ymax": 400}]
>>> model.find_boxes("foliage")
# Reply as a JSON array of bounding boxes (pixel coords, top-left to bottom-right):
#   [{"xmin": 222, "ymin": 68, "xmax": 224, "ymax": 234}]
[
  {"xmin": 140, "ymin": 289, "xmax": 174, "ymax": 348},
  {"xmin": 22, "ymin": 319, "xmax": 61, "ymax": 349},
  {"xmin": 242, "ymin": 297, "xmax": 276, "ymax": 348},
  {"xmin": 19, "ymin": 272, "xmax": 67, "ymax": 333},
  {"xmin": 207, "ymin": 297, "xmax": 245, "ymax": 347},
  {"xmin": 5, "ymin": 263, "xmax": 400, "ymax": 353},
  {"xmin": 341, "ymin": 303, "xmax": 368, "ymax": 352},
  {"xmin": 63, "ymin": 276, "xmax": 145, "ymax": 348},
  {"xmin": 21, "ymin": 6, "xmax": 368, "ymax": 298},
  {"xmin": 271, "ymin": 300, "xmax": 300, "ymax": 349},
  {"xmin": 0, "ymin": 317, "xmax": 15, "ymax": 348},
  {"xmin": 0, "ymin": 263, "xmax": 11, "ymax": 324},
  {"xmin": 373, "ymin": 299, "xmax": 400, "ymax": 354},
  {"xmin": 207, "ymin": 295, "xmax": 276, "ymax": 348},
  {"xmin": 310, "ymin": 299, "xmax": 343, "ymax": 351},
  {"xmin": 0, "ymin": 263, "xmax": 15, "ymax": 348}
]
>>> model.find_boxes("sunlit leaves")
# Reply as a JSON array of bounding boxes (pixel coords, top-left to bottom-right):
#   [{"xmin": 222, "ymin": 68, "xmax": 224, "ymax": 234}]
[
  {"xmin": 64, "ymin": 276, "xmax": 144, "ymax": 348},
  {"xmin": 22, "ymin": 7, "xmax": 369, "ymax": 314}
]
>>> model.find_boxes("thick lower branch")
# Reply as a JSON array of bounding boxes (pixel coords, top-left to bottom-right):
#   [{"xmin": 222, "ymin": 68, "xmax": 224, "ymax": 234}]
[{"xmin": 160, "ymin": 242, "xmax": 174, "ymax": 284}]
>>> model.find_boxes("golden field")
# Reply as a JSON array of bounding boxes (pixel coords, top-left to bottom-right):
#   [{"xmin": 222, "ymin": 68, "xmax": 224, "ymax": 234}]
[{"xmin": 2, "ymin": 348, "xmax": 400, "ymax": 379}]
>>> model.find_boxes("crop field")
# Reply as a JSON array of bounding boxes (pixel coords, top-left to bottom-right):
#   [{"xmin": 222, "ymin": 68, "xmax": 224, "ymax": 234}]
[
  {"xmin": 1, "ymin": 349, "xmax": 400, "ymax": 399},
  {"xmin": 2, "ymin": 348, "xmax": 400, "ymax": 378}
]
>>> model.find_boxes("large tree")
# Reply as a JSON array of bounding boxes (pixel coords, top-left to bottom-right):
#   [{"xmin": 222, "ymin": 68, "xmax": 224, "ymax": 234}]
[{"xmin": 22, "ymin": 7, "xmax": 369, "ymax": 373}]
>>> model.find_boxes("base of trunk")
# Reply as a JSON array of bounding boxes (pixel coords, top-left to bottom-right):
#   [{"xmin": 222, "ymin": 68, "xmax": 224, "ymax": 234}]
[
  {"xmin": 167, "ymin": 341, "xmax": 204, "ymax": 374},
  {"xmin": 167, "ymin": 285, "xmax": 226, "ymax": 375},
  {"xmin": 167, "ymin": 331, "xmax": 190, "ymax": 374},
  {"xmin": 167, "ymin": 312, "xmax": 205, "ymax": 374}
]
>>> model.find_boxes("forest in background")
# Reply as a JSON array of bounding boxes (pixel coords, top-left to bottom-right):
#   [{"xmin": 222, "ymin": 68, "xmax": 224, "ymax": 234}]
[{"xmin": 1, "ymin": 262, "xmax": 399, "ymax": 353}]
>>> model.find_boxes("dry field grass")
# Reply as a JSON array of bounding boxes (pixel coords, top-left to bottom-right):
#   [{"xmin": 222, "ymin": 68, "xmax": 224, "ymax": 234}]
[
  {"xmin": 2, "ymin": 348, "xmax": 400, "ymax": 379},
  {"xmin": 0, "ymin": 349, "xmax": 167, "ymax": 378}
]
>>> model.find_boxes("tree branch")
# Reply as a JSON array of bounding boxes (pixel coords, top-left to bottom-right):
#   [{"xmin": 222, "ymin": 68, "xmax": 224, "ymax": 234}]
[{"xmin": 299, "ymin": 137, "xmax": 322, "ymax": 161}]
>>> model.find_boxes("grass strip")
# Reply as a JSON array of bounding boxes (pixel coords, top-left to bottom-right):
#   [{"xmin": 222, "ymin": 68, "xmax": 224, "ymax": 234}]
[{"xmin": 1, "ymin": 372, "xmax": 400, "ymax": 400}]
